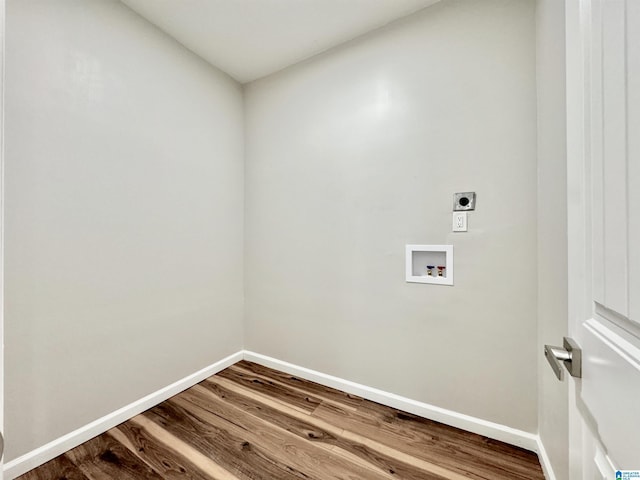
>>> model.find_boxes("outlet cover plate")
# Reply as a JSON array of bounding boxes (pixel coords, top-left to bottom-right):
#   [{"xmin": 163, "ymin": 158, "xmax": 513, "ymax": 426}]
[
  {"xmin": 453, "ymin": 192, "xmax": 476, "ymax": 211},
  {"xmin": 453, "ymin": 212, "xmax": 468, "ymax": 232}
]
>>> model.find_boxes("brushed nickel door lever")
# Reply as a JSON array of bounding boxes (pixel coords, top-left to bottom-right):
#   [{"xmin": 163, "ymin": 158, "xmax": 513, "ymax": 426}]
[{"xmin": 544, "ymin": 337, "xmax": 582, "ymax": 381}]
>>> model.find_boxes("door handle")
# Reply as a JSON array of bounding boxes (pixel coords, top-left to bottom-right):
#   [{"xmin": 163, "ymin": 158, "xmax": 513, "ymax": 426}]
[
  {"xmin": 0, "ymin": 430, "xmax": 3, "ymax": 460},
  {"xmin": 544, "ymin": 337, "xmax": 582, "ymax": 380}
]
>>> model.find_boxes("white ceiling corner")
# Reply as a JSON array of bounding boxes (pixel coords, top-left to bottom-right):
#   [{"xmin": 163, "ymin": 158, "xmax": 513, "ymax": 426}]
[{"xmin": 120, "ymin": 0, "xmax": 441, "ymax": 83}]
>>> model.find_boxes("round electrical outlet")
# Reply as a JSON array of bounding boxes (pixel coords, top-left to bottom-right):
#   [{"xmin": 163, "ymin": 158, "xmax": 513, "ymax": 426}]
[{"xmin": 453, "ymin": 192, "xmax": 476, "ymax": 211}]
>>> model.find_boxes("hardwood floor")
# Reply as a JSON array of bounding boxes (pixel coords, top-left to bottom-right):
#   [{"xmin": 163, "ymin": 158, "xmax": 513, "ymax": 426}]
[{"xmin": 17, "ymin": 361, "xmax": 545, "ymax": 480}]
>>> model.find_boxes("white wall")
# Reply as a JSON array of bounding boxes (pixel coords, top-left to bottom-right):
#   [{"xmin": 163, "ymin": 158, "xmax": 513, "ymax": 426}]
[
  {"xmin": 245, "ymin": 0, "xmax": 538, "ymax": 433},
  {"xmin": 536, "ymin": 0, "xmax": 569, "ymax": 477},
  {"xmin": 4, "ymin": 0, "xmax": 244, "ymax": 461}
]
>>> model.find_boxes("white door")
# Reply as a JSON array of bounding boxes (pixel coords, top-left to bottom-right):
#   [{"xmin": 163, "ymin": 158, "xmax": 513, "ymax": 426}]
[
  {"xmin": 565, "ymin": 0, "xmax": 640, "ymax": 478},
  {"xmin": 0, "ymin": 0, "xmax": 5, "ymax": 476}
]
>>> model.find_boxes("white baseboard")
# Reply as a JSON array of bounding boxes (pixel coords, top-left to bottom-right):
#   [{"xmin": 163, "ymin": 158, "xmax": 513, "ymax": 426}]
[
  {"xmin": 3, "ymin": 350, "xmax": 244, "ymax": 480},
  {"xmin": 243, "ymin": 351, "xmax": 540, "ymax": 453},
  {"xmin": 536, "ymin": 436, "xmax": 558, "ymax": 480},
  {"xmin": 5, "ymin": 349, "xmax": 552, "ymax": 479}
]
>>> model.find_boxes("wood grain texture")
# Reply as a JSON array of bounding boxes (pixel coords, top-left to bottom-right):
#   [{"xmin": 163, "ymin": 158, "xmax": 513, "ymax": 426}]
[
  {"xmin": 17, "ymin": 454, "xmax": 90, "ymax": 480},
  {"xmin": 17, "ymin": 360, "xmax": 545, "ymax": 480}
]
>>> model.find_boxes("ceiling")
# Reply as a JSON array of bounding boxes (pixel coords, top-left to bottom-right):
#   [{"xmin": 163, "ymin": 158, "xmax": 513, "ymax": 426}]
[{"xmin": 120, "ymin": 0, "xmax": 441, "ymax": 84}]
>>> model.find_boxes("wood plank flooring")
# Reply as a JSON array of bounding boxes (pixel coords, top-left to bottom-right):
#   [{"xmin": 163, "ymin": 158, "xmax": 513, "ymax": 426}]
[{"xmin": 17, "ymin": 361, "xmax": 545, "ymax": 480}]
